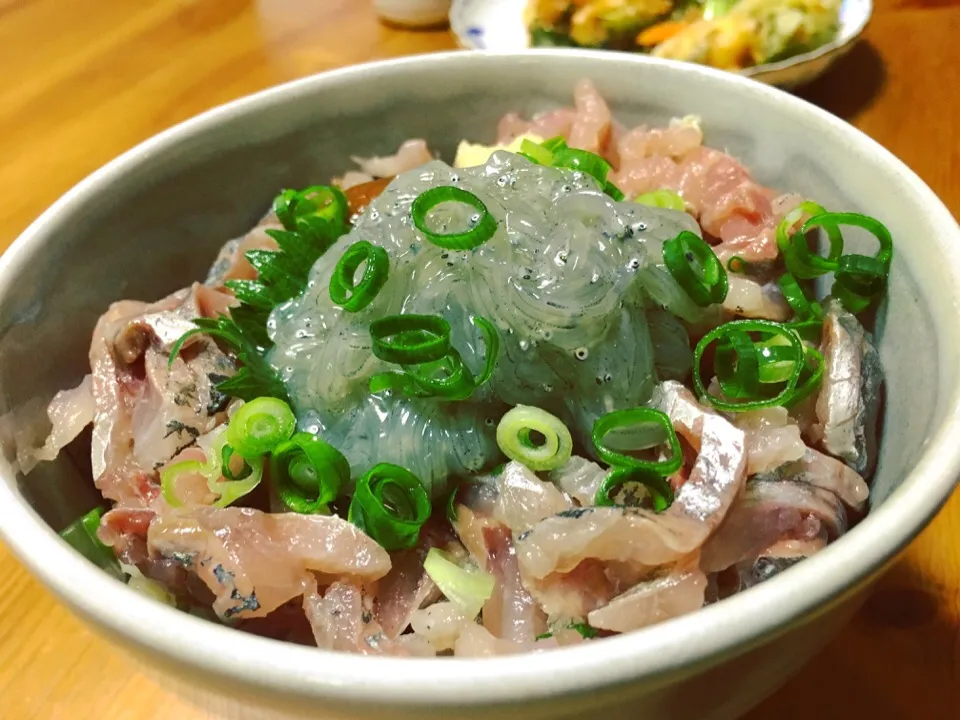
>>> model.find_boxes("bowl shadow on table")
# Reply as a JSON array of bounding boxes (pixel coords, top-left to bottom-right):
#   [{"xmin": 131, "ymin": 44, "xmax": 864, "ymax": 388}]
[
  {"xmin": 793, "ymin": 40, "xmax": 886, "ymax": 123},
  {"xmin": 745, "ymin": 555, "xmax": 960, "ymax": 720}
]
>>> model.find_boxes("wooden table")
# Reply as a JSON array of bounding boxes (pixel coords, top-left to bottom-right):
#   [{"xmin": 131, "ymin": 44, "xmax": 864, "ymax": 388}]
[{"xmin": 1, "ymin": 1, "xmax": 957, "ymax": 718}]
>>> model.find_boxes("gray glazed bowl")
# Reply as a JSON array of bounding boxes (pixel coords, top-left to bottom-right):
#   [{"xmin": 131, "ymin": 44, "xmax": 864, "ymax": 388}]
[{"xmin": 0, "ymin": 51, "xmax": 957, "ymax": 720}]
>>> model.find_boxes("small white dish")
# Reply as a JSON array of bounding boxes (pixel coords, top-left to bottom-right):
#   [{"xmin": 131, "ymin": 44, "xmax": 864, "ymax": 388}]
[{"xmin": 450, "ymin": 0, "xmax": 873, "ymax": 89}]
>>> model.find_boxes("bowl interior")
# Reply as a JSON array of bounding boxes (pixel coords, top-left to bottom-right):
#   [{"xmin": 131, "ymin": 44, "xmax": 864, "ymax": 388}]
[{"xmin": 0, "ymin": 51, "xmax": 957, "ymax": 705}]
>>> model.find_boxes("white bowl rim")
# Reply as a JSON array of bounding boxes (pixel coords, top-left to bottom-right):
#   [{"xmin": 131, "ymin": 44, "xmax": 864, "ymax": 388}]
[
  {"xmin": 448, "ymin": 0, "xmax": 875, "ymax": 79},
  {"xmin": 0, "ymin": 49, "xmax": 957, "ymax": 708}
]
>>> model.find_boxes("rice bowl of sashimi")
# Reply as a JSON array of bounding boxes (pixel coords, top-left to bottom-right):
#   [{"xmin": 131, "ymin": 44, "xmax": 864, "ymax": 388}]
[{"xmin": 0, "ymin": 51, "xmax": 957, "ymax": 720}]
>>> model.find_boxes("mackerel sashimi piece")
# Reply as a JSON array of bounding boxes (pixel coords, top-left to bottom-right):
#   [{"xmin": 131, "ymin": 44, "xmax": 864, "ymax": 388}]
[{"xmin": 147, "ymin": 507, "xmax": 391, "ymax": 619}]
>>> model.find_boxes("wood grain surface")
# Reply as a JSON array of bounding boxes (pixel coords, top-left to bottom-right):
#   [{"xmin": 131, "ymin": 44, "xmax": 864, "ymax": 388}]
[{"xmin": 1, "ymin": 1, "xmax": 958, "ymax": 718}]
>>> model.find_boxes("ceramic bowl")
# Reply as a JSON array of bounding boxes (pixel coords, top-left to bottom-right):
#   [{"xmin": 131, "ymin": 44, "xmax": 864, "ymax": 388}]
[
  {"xmin": 0, "ymin": 51, "xmax": 957, "ymax": 720},
  {"xmin": 450, "ymin": 0, "xmax": 873, "ymax": 89}
]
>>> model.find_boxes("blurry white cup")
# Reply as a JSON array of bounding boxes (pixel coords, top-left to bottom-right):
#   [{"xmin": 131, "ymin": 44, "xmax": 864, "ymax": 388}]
[{"xmin": 374, "ymin": 0, "xmax": 452, "ymax": 28}]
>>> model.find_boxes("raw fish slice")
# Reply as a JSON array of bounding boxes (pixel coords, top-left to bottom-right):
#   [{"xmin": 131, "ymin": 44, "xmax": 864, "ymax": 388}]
[
  {"xmin": 700, "ymin": 478, "xmax": 847, "ymax": 573},
  {"xmin": 587, "ymin": 555, "xmax": 707, "ymax": 633},
  {"xmin": 548, "ymin": 456, "xmax": 609, "ymax": 507},
  {"xmin": 813, "ymin": 299, "xmax": 884, "ymax": 476},
  {"xmin": 515, "ymin": 381, "xmax": 747, "ymax": 578},
  {"xmin": 147, "ymin": 506, "xmax": 391, "ymax": 620},
  {"xmin": 482, "ymin": 525, "xmax": 547, "ymax": 643},
  {"xmin": 303, "ymin": 579, "xmax": 430, "ymax": 656},
  {"xmin": 351, "ymin": 139, "xmax": 433, "ymax": 178},
  {"xmin": 732, "ymin": 406, "xmax": 807, "ymax": 475}
]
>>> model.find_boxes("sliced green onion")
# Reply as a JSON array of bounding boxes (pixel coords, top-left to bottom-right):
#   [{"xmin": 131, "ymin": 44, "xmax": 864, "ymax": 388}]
[
  {"xmin": 694, "ymin": 320, "xmax": 805, "ymax": 411},
  {"xmin": 712, "ymin": 328, "xmax": 761, "ymax": 399},
  {"xmin": 551, "ymin": 147, "xmax": 611, "ymax": 185},
  {"xmin": 370, "ymin": 314, "xmax": 498, "ymax": 402},
  {"xmin": 784, "ymin": 318, "xmax": 824, "ymax": 345},
  {"xmin": 348, "ymin": 463, "xmax": 431, "ymax": 551},
  {"xmin": 446, "ymin": 481, "xmax": 466, "ymax": 525},
  {"xmin": 663, "ymin": 230, "xmax": 728, "ymax": 306},
  {"xmin": 370, "ymin": 314, "xmax": 452, "ymax": 365},
  {"xmin": 775, "ymin": 201, "xmax": 841, "ymax": 279},
  {"xmin": 123, "ymin": 564, "xmax": 177, "ymax": 605},
  {"xmin": 604, "ymin": 181, "xmax": 625, "ymax": 201},
  {"xmin": 595, "ymin": 466, "xmax": 675, "ymax": 513},
  {"xmin": 271, "ymin": 433, "xmax": 350, "ymax": 514},
  {"xmin": 274, "ymin": 185, "xmax": 349, "ymax": 232},
  {"xmin": 786, "ymin": 346, "xmax": 825, "ymax": 407},
  {"xmin": 226, "ymin": 397, "xmax": 296, "ymax": 459},
  {"xmin": 329, "ymin": 241, "xmax": 390, "ymax": 313},
  {"xmin": 777, "ymin": 273, "xmax": 822, "ymax": 320},
  {"xmin": 833, "ymin": 253, "xmax": 888, "ymax": 313},
  {"xmin": 411, "ymin": 186, "xmax": 497, "ymax": 250},
  {"xmin": 520, "ymin": 138, "xmax": 554, "ymax": 165},
  {"xmin": 59, "ymin": 508, "xmax": 125, "ymax": 579},
  {"xmin": 803, "ymin": 212, "xmax": 893, "ymax": 267},
  {"xmin": 209, "ymin": 456, "xmax": 264, "ymax": 508},
  {"xmin": 537, "ymin": 622, "xmax": 600, "ymax": 641},
  {"xmin": 592, "ymin": 407, "xmax": 682, "ymax": 475},
  {"xmin": 404, "ymin": 352, "xmax": 476, "ymax": 401},
  {"xmin": 727, "ymin": 256, "xmax": 749, "ymax": 273},
  {"xmin": 423, "ymin": 547, "xmax": 495, "ymax": 620},
  {"xmin": 755, "ymin": 334, "xmax": 802, "ymax": 384},
  {"xmin": 162, "ymin": 432, "xmax": 264, "ymax": 508},
  {"xmin": 161, "ymin": 460, "xmax": 207, "ymax": 508},
  {"xmin": 635, "ymin": 189, "xmax": 686, "ymax": 212},
  {"xmin": 541, "ymin": 136, "xmax": 567, "ymax": 152},
  {"xmin": 469, "ymin": 315, "xmax": 500, "ymax": 387},
  {"xmin": 496, "ymin": 405, "xmax": 573, "ymax": 472},
  {"xmin": 220, "ymin": 444, "xmax": 253, "ymax": 482}
]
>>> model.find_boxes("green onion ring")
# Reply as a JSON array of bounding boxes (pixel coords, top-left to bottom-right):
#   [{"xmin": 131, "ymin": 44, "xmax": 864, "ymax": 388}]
[
  {"xmin": 694, "ymin": 320, "xmax": 805, "ymax": 412},
  {"xmin": 551, "ymin": 147, "xmax": 612, "ymax": 185},
  {"xmin": 592, "ymin": 407, "xmax": 682, "ymax": 475},
  {"xmin": 226, "ymin": 397, "xmax": 297, "ymax": 459},
  {"xmin": 662, "ymin": 230, "xmax": 728, "ymax": 306},
  {"xmin": 329, "ymin": 241, "xmax": 390, "ymax": 312},
  {"xmin": 635, "ymin": 189, "xmax": 686, "ymax": 212},
  {"xmin": 777, "ymin": 273, "xmax": 822, "ymax": 320},
  {"xmin": 348, "ymin": 463, "xmax": 431, "ymax": 551},
  {"xmin": 271, "ymin": 432, "xmax": 350, "ymax": 514},
  {"xmin": 783, "ymin": 318, "xmax": 824, "ymax": 345},
  {"xmin": 833, "ymin": 253, "xmax": 888, "ymax": 313},
  {"xmin": 802, "ymin": 211, "xmax": 893, "ymax": 268},
  {"xmin": 755, "ymin": 335, "xmax": 803, "ymax": 384},
  {"xmin": 209, "ymin": 456, "xmax": 264, "ymax": 508},
  {"xmin": 370, "ymin": 314, "xmax": 498, "ymax": 401},
  {"xmin": 496, "ymin": 405, "xmax": 573, "ymax": 472},
  {"xmin": 59, "ymin": 507, "xmax": 124, "ymax": 579},
  {"xmin": 404, "ymin": 352, "xmax": 476, "ymax": 401},
  {"xmin": 785, "ymin": 346, "xmax": 825, "ymax": 406},
  {"xmin": 775, "ymin": 201, "xmax": 842, "ymax": 279},
  {"xmin": 220, "ymin": 444, "xmax": 253, "ymax": 482},
  {"xmin": 274, "ymin": 185, "xmax": 348, "ymax": 231},
  {"xmin": 469, "ymin": 315, "xmax": 500, "ymax": 387},
  {"xmin": 160, "ymin": 460, "xmax": 207, "ymax": 508},
  {"xmin": 370, "ymin": 314, "xmax": 452, "ymax": 365},
  {"xmin": 541, "ymin": 136, "xmax": 567, "ymax": 152},
  {"xmin": 604, "ymin": 181, "xmax": 625, "ymax": 201},
  {"xmin": 595, "ymin": 466, "xmax": 675, "ymax": 513},
  {"xmin": 520, "ymin": 139, "xmax": 554, "ymax": 165},
  {"xmin": 411, "ymin": 186, "xmax": 498, "ymax": 251},
  {"xmin": 727, "ymin": 256, "xmax": 749, "ymax": 273},
  {"xmin": 713, "ymin": 328, "xmax": 762, "ymax": 399}
]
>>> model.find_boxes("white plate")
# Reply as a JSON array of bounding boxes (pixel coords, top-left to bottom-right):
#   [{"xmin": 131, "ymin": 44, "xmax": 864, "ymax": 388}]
[{"xmin": 450, "ymin": 0, "xmax": 872, "ymax": 89}]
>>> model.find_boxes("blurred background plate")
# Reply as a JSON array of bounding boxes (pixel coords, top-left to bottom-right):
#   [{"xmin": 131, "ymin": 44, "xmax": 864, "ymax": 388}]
[{"xmin": 450, "ymin": 0, "xmax": 872, "ymax": 89}]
